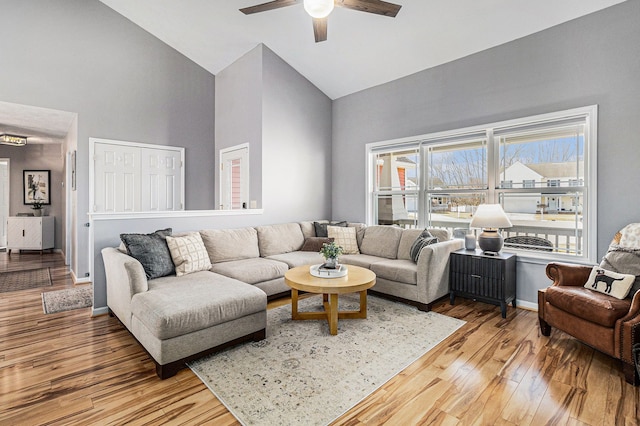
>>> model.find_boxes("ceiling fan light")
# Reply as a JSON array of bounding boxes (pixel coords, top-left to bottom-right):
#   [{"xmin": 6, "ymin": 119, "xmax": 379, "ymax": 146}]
[{"xmin": 303, "ymin": 0, "xmax": 334, "ymax": 19}]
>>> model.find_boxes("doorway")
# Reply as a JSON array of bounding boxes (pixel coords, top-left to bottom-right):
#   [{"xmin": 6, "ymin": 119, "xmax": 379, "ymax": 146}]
[
  {"xmin": 0, "ymin": 159, "xmax": 9, "ymax": 247},
  {"xmin": 219, "ymin": 144, "xmax": 249, "ymax": 210}
]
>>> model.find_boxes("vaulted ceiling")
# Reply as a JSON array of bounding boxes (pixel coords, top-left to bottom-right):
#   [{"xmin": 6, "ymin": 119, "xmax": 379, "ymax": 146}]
[{"xmin": 99, "ymin": 0, "xmax": 626, "ymax": 99}]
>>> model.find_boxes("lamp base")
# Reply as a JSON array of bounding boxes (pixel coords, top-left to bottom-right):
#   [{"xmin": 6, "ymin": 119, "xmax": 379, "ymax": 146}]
[{"xmin": 477, "ymin": 229, "xmax": 504, "ymax": 253}]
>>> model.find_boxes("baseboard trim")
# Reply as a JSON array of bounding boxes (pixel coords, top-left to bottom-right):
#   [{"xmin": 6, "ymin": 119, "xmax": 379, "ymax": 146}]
[
  {"xmin": 92, "ymin": 306, "xmax": 109, "ymax": 317},
  {"xmin": 516, "ymin": 299, "xmax": 538, "ymax": 311},
  {"xmin": 71, "ymin": 270, "xmax": 91, "ymax": 284}
]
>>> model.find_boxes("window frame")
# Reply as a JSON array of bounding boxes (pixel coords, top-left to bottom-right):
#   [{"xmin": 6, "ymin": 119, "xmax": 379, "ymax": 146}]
[{"xmin": 366, "ymin": 105, "xmax": 598, "ymax": 263}]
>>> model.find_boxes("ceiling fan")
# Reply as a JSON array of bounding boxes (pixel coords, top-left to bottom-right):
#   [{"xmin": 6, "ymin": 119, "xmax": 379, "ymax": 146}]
[{"xmin": 240, "ymin": 0, "xmax": 402, "ymax": 43}]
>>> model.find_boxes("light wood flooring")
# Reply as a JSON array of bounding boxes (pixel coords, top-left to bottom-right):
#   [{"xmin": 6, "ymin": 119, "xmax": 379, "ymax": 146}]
[{"xmin": 0, "ymin": 252, "xmax": 638, "ymax": 425}]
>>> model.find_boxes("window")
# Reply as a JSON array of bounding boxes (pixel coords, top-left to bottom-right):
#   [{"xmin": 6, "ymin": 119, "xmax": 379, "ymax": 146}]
[
  {"xmin": 367, "ymin": 106, "xmax": 597, "ymax": 261},
  {"xmin": 372, "ymin": 147, "xmax": 419, "ymax": 227}
]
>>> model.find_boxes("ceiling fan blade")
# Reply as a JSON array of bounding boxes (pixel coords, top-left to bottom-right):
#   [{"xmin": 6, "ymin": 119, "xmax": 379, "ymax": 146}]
[
  {"xmin": 240, "ymin": 0, "xmax": 298, "ymax": 15},
  {"xmin": 312, "ymin": 17, "xmax": 328, "ymax": 43},
  {"xmin": 334, "ymin": 0, "xmax": 402, "ymax": 17}
]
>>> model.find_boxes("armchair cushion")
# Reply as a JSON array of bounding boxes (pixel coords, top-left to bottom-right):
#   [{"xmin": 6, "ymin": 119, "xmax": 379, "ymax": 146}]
[
  {"xmin": 545, "ymin": 285, "xmax": 632, "ymax": 327},
  {"xmin": 584, "ymin": 267, "xmax": 635, "ymax": 299}
]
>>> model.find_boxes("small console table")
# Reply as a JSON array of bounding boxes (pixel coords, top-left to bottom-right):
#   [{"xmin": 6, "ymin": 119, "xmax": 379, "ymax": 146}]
[
  {"xmin": 449, "ymin": 249, "xmax": 516, "ymax": 318},
  {"xmin": 7, "ymin": 216, "xmax": 55, "ymax": 255}
]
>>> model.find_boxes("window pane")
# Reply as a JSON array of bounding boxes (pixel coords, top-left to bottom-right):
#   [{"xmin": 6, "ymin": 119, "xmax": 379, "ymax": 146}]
[
  {"xmin": 427, "ymin": 193, "xmax": 487, "ymax": 230},
  {"xmin": 375, "ymin": 193, "xmax": 419, "ymax": 228},
  {"xmin": 427, "ymin": 139, "xmax": 487, "ymax": 190},
  {"xmin": 501, "ymin": 192, "xmax": 583, "ymax": 256},
  {"xmin": 374, "ymin": 148, "xmax": 419, "ymax": 192},
  {"xmin": 499, "ymin": 125, "xmax": 584, "ymax": 189}
]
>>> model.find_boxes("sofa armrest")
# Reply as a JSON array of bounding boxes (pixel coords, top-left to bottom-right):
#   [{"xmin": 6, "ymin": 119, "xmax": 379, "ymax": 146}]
[
  {"xmin": 545, "ymin": 262, "xmax": 593, "ymax": 287},
  {"xmin": 101, "ymin": 247, "xmax": 148, "ymax": 329},
  {"xmin": 416, "ymin": 239, "xmax": 464, "ymax": 304}
]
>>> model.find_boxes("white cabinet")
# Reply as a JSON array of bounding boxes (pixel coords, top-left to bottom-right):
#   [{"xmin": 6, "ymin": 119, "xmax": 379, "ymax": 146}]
[{"xmin": 7, "ymin": 216, "xmax": 55, "ymax": 254}]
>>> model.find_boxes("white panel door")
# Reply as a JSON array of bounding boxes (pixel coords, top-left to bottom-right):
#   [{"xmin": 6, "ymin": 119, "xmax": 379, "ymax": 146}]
[
  {"xmin": 141, "ymin": 148, "xmax": 183, "ymax": 211},
  {"xmin": 93, "ymin": 143, "xmax": 141, "ymax": 212}
]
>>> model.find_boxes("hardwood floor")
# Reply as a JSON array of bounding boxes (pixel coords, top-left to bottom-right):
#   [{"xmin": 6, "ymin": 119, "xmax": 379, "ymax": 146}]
[{"xmin": 0, "ymin": 252, "xmax": 638, "ymax": 425}]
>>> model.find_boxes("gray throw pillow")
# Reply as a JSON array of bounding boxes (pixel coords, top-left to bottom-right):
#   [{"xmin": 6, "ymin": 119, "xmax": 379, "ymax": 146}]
[
  {"xmin": 409, "ymin": 229, "xmax": 438, "ymax": 263},
  {"xmin": 120, "ymin": 228, "xmax": 174, "ymax": 279},
  {"xmin": 314, "ymin": 221, "xmax": 347, "ymax": 237}
]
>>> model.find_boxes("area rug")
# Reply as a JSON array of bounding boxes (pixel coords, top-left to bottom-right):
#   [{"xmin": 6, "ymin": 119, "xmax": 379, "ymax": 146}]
[
  {"xmin": 41, "ymin": 286, "xmax": 93, "ymax": 314},
  {"xmin": 189, "ymin": 294, "xmax": 465, "ymax": 426},
  {"xmin": 0, "ymin": 267, "xmax": 52, "ymax": 293}
]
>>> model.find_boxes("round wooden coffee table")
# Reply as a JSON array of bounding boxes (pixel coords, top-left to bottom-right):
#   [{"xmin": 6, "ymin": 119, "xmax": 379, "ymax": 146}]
[{"xmin": 284, "ymin": 264, "xmax": 376, "ymax": 335}]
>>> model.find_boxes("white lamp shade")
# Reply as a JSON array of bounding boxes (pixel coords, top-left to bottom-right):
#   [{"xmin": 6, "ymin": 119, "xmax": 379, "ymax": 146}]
[
  {"xmin": 469, "ymin": 204, "xmax": 512, "ymax": 229},
  {"xmin": 304, "ymin": 0, "xmax": 334, "ymax": 18}
]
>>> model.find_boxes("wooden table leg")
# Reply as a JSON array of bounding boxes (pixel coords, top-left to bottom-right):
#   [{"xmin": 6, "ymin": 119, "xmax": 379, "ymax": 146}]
[
  {"xmin": 329, "ymin": 293, "xmax": 339, "ymax": 335},
  {"xmin": 359, "ymin": 290, "xmax": 367, "ymax": 318},
  {"xmin": 291, "ymin": 288, "xmax": 299, "ymax": 320}
]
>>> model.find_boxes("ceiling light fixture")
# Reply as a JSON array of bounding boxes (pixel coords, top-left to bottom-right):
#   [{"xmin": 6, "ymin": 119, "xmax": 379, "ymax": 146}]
[
  {"xmin": 303, "ymin": 0, "xmax": 334, "ymax": 18},
  {"xmin": 0, "ymin": 134, "xmax": 28, "ymax": 146}
]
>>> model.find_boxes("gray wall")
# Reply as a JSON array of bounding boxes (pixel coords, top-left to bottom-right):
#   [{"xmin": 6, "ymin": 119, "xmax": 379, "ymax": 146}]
[
  {"xmin": 0, "ymin": 144, "xmax": 65, "ymax": 249},
  {"xmin": 332, "ymin": 0, "xmax": 640, "ymax": 305},
  {"xmin": 262, "ymin": 46, "xmax": 333, "ymax": 222},
  {"xmin": 0, "ymin": 0, "xmax": 215, "ymax": 278},
  {"xmin": 92, "ymin": 45, "xmax": 332, "ymax": 311},
  {"xmin": 215, "ymin": 46, "xmax": 263, "ymax": 209}
]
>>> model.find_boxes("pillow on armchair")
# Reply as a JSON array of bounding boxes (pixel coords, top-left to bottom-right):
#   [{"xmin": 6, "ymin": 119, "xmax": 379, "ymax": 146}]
[{"xmin": 584, "ymin": 266, "xmax": 635, "ymax": 299}]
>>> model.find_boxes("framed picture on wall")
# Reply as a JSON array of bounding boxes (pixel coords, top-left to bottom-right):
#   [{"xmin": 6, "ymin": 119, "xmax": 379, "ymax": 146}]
[{"xmin": 24, "ymin": 170, "xmax": 51, "ymax": 205}]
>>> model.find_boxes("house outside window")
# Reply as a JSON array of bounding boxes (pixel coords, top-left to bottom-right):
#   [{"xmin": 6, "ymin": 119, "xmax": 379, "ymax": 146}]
[{"xmin": 367, "ymin": 105, "xmax": 597, "ymax": 261}]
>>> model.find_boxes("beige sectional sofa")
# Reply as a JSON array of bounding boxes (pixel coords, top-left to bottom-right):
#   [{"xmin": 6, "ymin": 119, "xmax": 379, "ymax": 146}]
[{"xmin": 102, "ymin": 220, "xmax": 462, "ymax": 379}]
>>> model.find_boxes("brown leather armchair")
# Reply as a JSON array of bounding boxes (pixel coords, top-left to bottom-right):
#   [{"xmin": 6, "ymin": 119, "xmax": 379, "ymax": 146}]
[{"xmin": 539, "ymin": 262, "xmax": 640, "ymax": 385}]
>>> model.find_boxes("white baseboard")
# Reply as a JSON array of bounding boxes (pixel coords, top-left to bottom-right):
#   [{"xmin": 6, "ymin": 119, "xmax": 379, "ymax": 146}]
[
  {"xmin": 71, "ymin": 270, "xmax": 91, "ymax": 284},
  {"xmin": 516, "ymin": 299, "xmax": 538, "ymax": 311},
  {"xmin": 92, "ymin": 306, "xmax": 109, "ymax": 317}
]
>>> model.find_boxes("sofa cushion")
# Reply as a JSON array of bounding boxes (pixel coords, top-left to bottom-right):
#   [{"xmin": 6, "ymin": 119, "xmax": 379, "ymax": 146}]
[
  {"xmin": 267, "ymin": 251, "xmax": 325, "ymax": 268},
  {"xmin": 545, "ymin": 285, "xmax": 632, "ymax": 328},
  {"xmin": 397, "ymin": 229, "xmax": 424, "ymax": 260},
  {"xmin": 166, "ymin": 232, "xmax": 212, "ymax": 276},
  {"xmin": 300, "ymin": 221, "xmax": 324, "ymax": 239},
  {"xmin": 256, "ymin": 223, "xmax": 305, "ymax": 257},
  {"xmin": 200, "ymin": 227, "xmax": 259, "ymax": 263},
  {"xmin": 359, "ymin": 226, "xmax": 403, "ymax": 259},
  {"xmin": 131, "ymin": 271, "xmax": 266, "ymax": 340},
  {"xmin": 120, "ymin": 228, "xmax": 174, "ymax": 279},
  {"xmin": 211, "ymin": 258, "xmax": 289, "ymax": 285},
  {"xmin": 328, "ymin": 226, "xmax": 360, "ymax": 254},
  {"xmin": 314, "ymin": 221, "xmax": 347, "ymax": 237},
  {"xmin": 340, "ymin": 254, "xmax": 387, "ymax": 269},
  {"xmin": 369, "ymin": 259, "xmax": 417, "ymax": 285}
]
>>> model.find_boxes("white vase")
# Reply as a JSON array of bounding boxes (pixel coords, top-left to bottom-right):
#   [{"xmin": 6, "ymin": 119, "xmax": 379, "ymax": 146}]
[{"xmin": 324, "ymin": 257, "xmax": 338, "ymax": 269}]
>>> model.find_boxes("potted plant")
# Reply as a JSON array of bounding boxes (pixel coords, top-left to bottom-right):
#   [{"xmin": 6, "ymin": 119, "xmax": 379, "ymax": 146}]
[
  {"xmin": 31, "ymin": 199, "xmax": 44, "ymax": 217},
  {"xmin": 319, "ymin": 241, "xmax": 343, "ymax": 269}
]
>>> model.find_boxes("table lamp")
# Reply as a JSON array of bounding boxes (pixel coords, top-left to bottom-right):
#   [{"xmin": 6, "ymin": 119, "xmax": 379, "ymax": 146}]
[{"xmin": 469, "ymin": 204, "xmax": 513, "ymax": 254}]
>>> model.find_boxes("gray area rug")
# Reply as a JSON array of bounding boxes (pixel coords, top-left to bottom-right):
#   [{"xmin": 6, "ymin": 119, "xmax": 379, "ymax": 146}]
[
  {"xmin": 189, "ymin": 294, "xmax": 465, "ymax": 426},
  {"xmin": 0, "ymin": 267, "xmax": 52, "ymax": 293},
  {"xmin": 42, "ymin": 286, "xmax": 93, "ymax": 314}
]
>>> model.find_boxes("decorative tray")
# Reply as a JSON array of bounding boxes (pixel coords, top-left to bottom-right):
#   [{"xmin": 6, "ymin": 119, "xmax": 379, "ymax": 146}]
[{"xmin": 309, "ymin": 264, "xmax": 348, "ymax": 278}]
